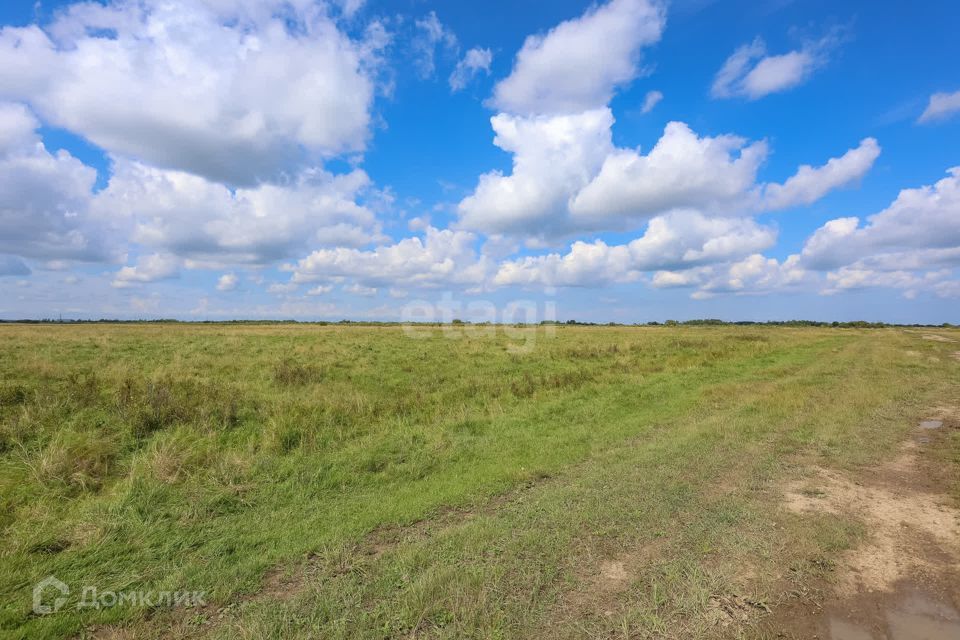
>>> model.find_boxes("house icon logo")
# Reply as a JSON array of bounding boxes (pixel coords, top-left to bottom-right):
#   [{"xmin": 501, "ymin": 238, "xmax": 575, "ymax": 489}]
[{"xmin": 32, "ymin": 576, "xmax": 69, "ymax": 615}]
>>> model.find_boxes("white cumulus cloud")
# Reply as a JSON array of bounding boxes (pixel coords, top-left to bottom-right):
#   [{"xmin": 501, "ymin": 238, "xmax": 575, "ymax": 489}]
[
  {"xmin": 112, "ymin": 253, "xmax": 180, "ymax": 288},
  {"xmin": 569, "ymin": 122, "xmax": 768, "ymax": 225},
  {"xmin": 762, "ymin": 138, "xmax": 880, "ymax": 210},
  {"xmin": 654, "ymin": 254, "xmax": 806, "ymax": 298},
  {"xmin": 493, "ymin": 211, "xmax": 777, "ymax": 287},
  {"xmin": 459, "ymin": 111, "xmax": 875, "ymax": 241},
  {"xmin": 288, "ymin": 227, "xmax": 490, "ymax": 289},
  {"xmin": 95, "ymin": 161, "xmax": 380, "ymax": 266},
  {"xmin": 490, "ymin": 0, "xmax": 665, "ymax": 115},
  {"xmin": 711, "ymin": 33, "xmax": 837, "ymax": 100},
  {"xmin": 0, "ymin": 102, "xmax": 113, "ymax": 262},
  {"xmin": 800, "ymin": 167, "xmax": 960, "ymax": 271},
  {"xmin": 494, "ymin": 239, "xmax": 637, "ymax": 287},
  {"xmin": 0, "ymin": 0, "xmax": 382, "ymax": 185},
  {"xmin": 457, "ymin": 108, "xmax": 614, "ymax": 235},
  {"xmin": 798, "ymin": 167, "xmax": 960, "ymax": 297}
]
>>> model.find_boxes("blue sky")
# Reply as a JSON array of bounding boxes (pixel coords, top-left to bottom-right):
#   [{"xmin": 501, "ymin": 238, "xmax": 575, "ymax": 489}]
[{"xmin": 0, "ymin": 0, "xmax": 958, "ymax": 322}]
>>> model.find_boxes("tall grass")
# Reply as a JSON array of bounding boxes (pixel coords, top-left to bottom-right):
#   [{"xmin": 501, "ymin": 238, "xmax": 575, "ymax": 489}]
[{"xmin": 0, "ymin": 324, "xmax": 956, "ymax": 638}]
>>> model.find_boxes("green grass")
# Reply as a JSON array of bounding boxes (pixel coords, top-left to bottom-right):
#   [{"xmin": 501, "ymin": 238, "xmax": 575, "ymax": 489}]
[{"xmin": 0, "ymin": 324, "xmax": 957, "ymax": 638}]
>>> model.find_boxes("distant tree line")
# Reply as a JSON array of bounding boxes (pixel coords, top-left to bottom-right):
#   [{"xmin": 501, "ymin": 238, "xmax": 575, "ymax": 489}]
[
  {"xmin": 0, "ymin": 318, "xmax": 954, "ymax": 328},
  {"xmin": 548, "ymin": 319, "xmax": 955, "ymax": 328}
]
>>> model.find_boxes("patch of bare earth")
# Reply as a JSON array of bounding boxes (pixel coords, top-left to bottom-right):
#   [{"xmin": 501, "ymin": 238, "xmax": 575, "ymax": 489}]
[
  {"xmin": 762, "ymin": 407, "xmax": 960, "ymax": 639},
  {"xmin": 553, "ymin": 538, "xmax": 669, "ymax": 622}
]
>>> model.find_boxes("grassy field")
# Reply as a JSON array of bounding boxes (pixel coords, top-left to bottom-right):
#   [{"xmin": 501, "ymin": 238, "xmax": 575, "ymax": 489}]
[{"xmin": 1, "ymin": 323, "xmax": 958, "ymax": 638}]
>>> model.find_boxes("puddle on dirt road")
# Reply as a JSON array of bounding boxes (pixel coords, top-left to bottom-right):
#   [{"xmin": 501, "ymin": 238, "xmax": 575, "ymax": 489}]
[
  {"xmin": 829, "ymin": 617, "xmax": 873, "ymax": 640},
  {"xmin": 829, "ymin": 590, "xmax": 960, "ymax": 639},
  {"xmin": 770, "ymin": 407, "xmax": 960, "ymax": 640},
  {"xmin": 889, "ymin": 591, "xmax": 960, "ymax": 639}
]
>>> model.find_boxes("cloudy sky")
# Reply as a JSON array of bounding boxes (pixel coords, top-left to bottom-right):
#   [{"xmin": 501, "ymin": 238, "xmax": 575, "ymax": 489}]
[{"xmin": 0, "ymin": 0, "xmax": 958, "ymax": 323}]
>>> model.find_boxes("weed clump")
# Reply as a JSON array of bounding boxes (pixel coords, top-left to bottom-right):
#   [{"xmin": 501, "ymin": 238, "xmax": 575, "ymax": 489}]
[
  {"xmin": 131, "ymin": 380, "xmax": 187, "ymax": 438},
  {"xmin": 66, "ymin": 372, "xmax": 102, "ymax": 407},
  {"xmin": 33, "ymin": 429, "xmax": 119, "ymax": 493},
  {"xmin": 117, "ymin": 377, "xmax": 247, "ymax": 438},
  {"xmin": 277, "ymin": 427, "xmax": 303, "ymax": 453},
  {"xmin": 273, "ymin": 358, "xmax": 324, "ymax": 386},
  {"xmin": 0, "ymin": 383, "xmax": 29, "ymax": 407}
]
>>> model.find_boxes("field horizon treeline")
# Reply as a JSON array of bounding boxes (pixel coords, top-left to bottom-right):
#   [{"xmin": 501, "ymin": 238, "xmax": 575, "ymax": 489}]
[{"xmin": 1, "ymin": 318, "xmax": 955, "ymax": 328}]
